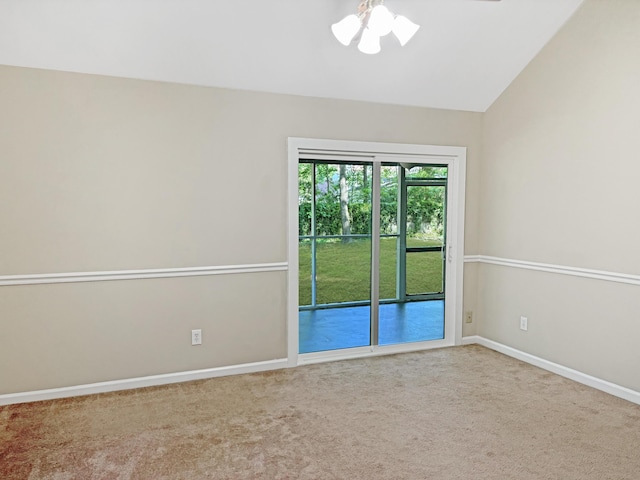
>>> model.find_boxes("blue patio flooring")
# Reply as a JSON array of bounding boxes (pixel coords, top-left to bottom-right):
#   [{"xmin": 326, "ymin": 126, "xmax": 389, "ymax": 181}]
[{"xmin": 299, "ymin": 300, "xmax": 444, "ymax": 354}]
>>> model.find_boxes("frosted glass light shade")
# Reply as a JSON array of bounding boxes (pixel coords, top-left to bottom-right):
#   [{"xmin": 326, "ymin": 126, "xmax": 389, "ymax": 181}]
[
  {"xmin": 367, "ymin": 5, "xmax": 394, "ymax": 37},
  {"xmin": 392, "ymin": 15, "xmax": 420, "ymax": 46},
  {"xmin": 331, "ymin": 14, "xmax": 362, "ymax": 46},
  {"xmin": 358, "ymin": 27, "xmax": 381, "ymax": 55}
]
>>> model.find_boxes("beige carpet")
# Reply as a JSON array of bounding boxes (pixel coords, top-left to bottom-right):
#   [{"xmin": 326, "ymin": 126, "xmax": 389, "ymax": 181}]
[{"xmin": 1, "ymin": 345, "xmax": 639, "ymax": 479}]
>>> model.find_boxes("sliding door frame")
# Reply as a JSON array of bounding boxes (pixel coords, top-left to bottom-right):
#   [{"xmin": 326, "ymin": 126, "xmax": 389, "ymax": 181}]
[{"xmin": 287, "ymin": 138, "xmax": 467, "ymax": 367}]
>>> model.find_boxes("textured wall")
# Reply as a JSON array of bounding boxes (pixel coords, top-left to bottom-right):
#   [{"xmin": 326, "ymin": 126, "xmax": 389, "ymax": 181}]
[
  {"xmin": 0, "ymin": 65, "xmax": 482, "ymax": 394},
  {"xmin": 479, "ymin": 0, "xmax": 640, "ymax": 391}
]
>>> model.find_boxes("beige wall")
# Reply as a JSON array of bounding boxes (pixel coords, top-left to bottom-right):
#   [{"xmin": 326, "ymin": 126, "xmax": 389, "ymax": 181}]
[
  {"xmin": 479, "ymin": 0, "xmax": 640, "ymax": 391},
  {"xmin": 5, "ymin": 0, "xmax": 638, "ymax": 398},
  {"xmin": 0, "ymin": 65, "xmax": 482, "ymax": 394}
]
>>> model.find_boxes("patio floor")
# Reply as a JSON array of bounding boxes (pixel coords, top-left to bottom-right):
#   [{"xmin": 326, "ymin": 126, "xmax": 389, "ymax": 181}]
[{"xmin": 299, "ymin": 300, "xmax": 444, "ymax": 354}]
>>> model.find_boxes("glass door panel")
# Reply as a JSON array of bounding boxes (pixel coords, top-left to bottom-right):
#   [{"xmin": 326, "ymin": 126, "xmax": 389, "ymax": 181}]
[
  {"xmin": 299, "ymin": 162, "xmax": 372, "ymax": 353},
  {"xmin": 379, "ymin": 170, "xmax": 447, "ymax": 346}
]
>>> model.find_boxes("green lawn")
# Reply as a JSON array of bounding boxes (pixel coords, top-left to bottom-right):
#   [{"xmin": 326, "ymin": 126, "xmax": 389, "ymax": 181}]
[{"xmin": 299, "ymin": 237, "xmax": 443, "ymax": 305}]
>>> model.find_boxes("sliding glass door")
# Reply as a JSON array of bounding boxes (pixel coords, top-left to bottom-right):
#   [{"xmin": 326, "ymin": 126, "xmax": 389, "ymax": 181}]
[{"xmin": 298, "ymin": 159, "xmax": 449, "ymax": 354}]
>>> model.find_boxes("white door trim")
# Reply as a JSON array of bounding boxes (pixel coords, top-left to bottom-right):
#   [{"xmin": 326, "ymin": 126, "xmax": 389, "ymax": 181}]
[{"xmin": 287, "ymin": 138, "xmax": 467, "ymax": 367}]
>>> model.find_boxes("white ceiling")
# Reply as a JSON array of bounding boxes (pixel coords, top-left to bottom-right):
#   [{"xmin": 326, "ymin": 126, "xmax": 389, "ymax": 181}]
[{"xmin": 0, "ymin": 0, "xmax": 584, "ymax": 112}]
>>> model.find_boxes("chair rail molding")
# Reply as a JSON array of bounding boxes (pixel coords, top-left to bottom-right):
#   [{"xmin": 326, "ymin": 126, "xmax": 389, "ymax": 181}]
[
  {"xmin": 464, "ymin": 255, "xmax": 640, "ymax": 287},
  {"xmin": 0, "ymin": 262, "xmax": 288, "ymax": 287}
]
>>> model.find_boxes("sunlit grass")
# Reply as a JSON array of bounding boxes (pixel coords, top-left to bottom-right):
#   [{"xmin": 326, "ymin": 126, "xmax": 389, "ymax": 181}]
[{"xmin": 299, "ymin": 237, "xmax": 443, "ymax": 305}]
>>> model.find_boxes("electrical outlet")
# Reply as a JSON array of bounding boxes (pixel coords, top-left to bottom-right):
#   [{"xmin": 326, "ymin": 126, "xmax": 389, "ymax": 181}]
[
  {"xmin": 464, "ymin": 311, "xmax": 473, "ymax": 324},
  {"xmin": 520, "ymin": 316, "xmax": 528, "ymax": 331},
  {"xmin": 191, "ymin": 329, "xmax": 202, "ymax": 345}
]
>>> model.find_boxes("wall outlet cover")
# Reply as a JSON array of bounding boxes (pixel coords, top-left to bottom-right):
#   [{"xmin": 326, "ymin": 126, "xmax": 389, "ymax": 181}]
[{"xmin": 520, "ymin": 316, "xmax": 528, "ymax": 331}]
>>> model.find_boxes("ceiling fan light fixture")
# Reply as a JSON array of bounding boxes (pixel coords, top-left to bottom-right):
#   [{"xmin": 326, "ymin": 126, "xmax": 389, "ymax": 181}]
[
  {"xmin": 331, "ymin": 14, "xmax": 362, "ymax": 46},
  {"xmin": 358, "ymin": 27, "xmax": 381, "ymax": 55},
  {"xmin": 367, "ymin": 5, "xmax": 394, "ymax": 37},
  {"xmin": 392, "ymin": 15, "xmax": 420, "ymax": 47},
  {"xmin": 333, "ymin": 1, "xmax": 419, "ymax": 54}
]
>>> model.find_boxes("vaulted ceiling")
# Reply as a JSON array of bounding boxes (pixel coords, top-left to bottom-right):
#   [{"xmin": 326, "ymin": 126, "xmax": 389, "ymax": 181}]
[{"xmin": 0, "ymin": 0, "xmax": 584, "ymax": 112}]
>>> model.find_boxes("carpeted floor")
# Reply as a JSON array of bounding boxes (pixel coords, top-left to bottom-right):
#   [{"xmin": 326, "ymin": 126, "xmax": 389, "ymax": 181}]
[{"xmin": 1, "ymin": 345, "xmax": 639, "ymax": 479}]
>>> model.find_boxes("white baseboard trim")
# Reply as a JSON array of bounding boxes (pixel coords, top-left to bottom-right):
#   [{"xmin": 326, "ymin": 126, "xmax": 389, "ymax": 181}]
[
  {"xmin": 7, "ymin": 340, "xmax": 639, "ymax": 407},
  {"xmin": 460, "ymin": 335, "xmax": 480, "ymax": 346},
  {"xmin": 462, "ymin": 336, "xmax": 640, "ymax": 406},
  {"xmin": 0, "ymin": 358, "xmax": 288, "ymax": 406}
]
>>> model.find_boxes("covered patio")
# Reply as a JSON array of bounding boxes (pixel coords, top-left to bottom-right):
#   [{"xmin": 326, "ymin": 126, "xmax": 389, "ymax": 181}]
[{"xmin": 299, "ymin": 300, "xmax": 444, "ymax": 354}]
